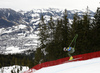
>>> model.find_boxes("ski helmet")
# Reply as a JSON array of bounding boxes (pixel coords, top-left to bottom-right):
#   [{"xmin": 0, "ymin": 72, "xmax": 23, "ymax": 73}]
[{"xmin": 63, "ymin": 47, "xmax": 66, "ymax": 51}]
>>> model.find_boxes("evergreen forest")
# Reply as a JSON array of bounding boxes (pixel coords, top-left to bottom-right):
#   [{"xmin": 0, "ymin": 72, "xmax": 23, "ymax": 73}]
[{"xmin": 34, "ymin": 7, "xmax": 100, "ymax": 66}]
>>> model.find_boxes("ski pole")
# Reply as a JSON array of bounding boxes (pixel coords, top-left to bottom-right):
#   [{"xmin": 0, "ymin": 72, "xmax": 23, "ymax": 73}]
[{"xmin": 69, "ymin": 34, "xmax": 78, "ymax": 47}]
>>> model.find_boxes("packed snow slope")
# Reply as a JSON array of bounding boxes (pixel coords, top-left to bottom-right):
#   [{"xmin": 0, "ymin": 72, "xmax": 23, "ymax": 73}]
[{"xmin": 34, "ymin": 57, "xmax": 100, "ymax": 73}]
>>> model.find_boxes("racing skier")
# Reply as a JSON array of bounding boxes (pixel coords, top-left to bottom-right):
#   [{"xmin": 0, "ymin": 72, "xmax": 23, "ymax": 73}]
[{"xmin": 63, "ymin": 47, "xmax": 75, "ymax": 61}]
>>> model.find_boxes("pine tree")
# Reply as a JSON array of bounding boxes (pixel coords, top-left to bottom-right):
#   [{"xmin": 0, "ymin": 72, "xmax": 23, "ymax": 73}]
[
  {"xmin": 47, "ymin": 16, "xmax": 55, "ymax": 42},
  {"xmin": 34, "ymin": 48, "xmax": 44, "ymax": 65},
  {"xmin": 45, "ymin": 18, "xmax": 63, "ymax": 61},
  {"xmin": 93, "ymin": 8, "xmax": 100, "ymax": 49},
  {"xmin": 71, "ymin": 13, "xmax": 79, "ymax": 35},
  {"xmin": 83, "ymin": 14, "xmax": 90, "ymax": 47},
  {"xmin": 11, "ymin": 69, "xmax": 13, "ymax": 73},
  {"xmin": 71, "ymin": 7, "xmax": 91, "ymax": 54},
  {"xmin": 45, "ymin": 16, "xmax": 56, "ymax": 61},
  {"xmin": 34, "ymin": 15, "xmax": 48, "ymax": 64},
  {"xmin": 20, "ymin": 66, "xmax": 22, "ymax": 71},
  {"xmin": 38, "ymin": 15, "xmax": 48, "ymax": 47},
  {"xmin": 62, "ymin": 9, "xmax": 69, "ymax": 47},
  {"xmin": 17, "ymin": 68, "xmax": 19, "ymax": 73},
  {"xmin": 46, "ymin": 10, "xmax": 70, "ymax": 60},
  {"xmin": 82, "ymin": 7, "xmax": 92, "ymax": 53},
  {"xmin": 55, "ymin": 19, "xmax": 63, "ymax": 43}
]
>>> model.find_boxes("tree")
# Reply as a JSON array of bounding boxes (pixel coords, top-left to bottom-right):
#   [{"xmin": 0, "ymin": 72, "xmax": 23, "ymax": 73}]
[
  {"xmin": 62, "ymin": 9, "xmax": 69, "ymax": 47},
  {"xmin": 38, "ymin": 15, "xmax": 48, "ymax": 47},
  {"xmin": 47, "ymin": 16, "xmax": 55, "ymax": 42},
  {"xmin": 77, "ymin": 7, "xmax": 91, "ymax": 53},
  {"xmin": 77, "ymin": 7, "xmax": 91, "ymax": 54},
  {"xmin": 92, "ymin": 8, "xmax": 100, "ymax": 49},
  {"xmin": 34, "ymin": 48, "xmax": 44, "ymax": 65},
  {"xmin": 17, "ymin": 68, "xmax": 19, "ymax": 73},
  {"xmin": 11, "ymin": 69, "xmax": 14, "ymax": 73},
  {"xmin": 82, "ymin": 13, "xmax": 90, "ymax": 51},
  {"xmin": 46, "ymin": 9, "xmax": 70, "ymax": 61},
  {"xmin": 71, "ymin": 13, "xmax": 79, "ymax": 35},
  {"xmin": 35, "ymin": 15, "xmax": 48, "ymax": 65},
  {"xmin": 20, "ymin": 66, "xmax": 22, "ymax": 71},
  {"xmin": 70, "ymin": 7, "xmax": 91, "ymax": 54}
]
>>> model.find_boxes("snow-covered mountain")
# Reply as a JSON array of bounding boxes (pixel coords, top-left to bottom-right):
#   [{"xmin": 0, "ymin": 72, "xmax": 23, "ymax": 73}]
[
  {"xmin": 22, "ymin": 8, "xmax": 94, "ymax": 25},
  {"xmin": 0, "ymin": 8, "xmax": 95, "ymax": 54}
]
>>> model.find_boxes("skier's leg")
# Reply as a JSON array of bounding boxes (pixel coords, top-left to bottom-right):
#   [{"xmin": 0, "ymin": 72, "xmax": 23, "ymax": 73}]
[
  {"xmin": 67, "ymin": 52, "xmax": 71, "ymax": 57},
  {"xmin": 67, "ymin": 52, "xmax": 73, "ymax": 61},
  {"xmin": 68, "ymin": 48, "xmax": 75, "ymax": 61}
]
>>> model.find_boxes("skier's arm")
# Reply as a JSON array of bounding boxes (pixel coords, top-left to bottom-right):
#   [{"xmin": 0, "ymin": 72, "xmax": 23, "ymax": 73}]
[
  {"xmin": 63, "ymin": 47, "xmax": 71, "ymax": 51},
  {"xmin": 67, "ymin": 47, "xmax": 71, "ymax": 51}
]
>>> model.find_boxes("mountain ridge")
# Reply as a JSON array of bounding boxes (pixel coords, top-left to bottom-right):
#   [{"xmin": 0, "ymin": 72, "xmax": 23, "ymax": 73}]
[{"xmin": 0, "ymin": 8, "xmax": 95, "ymax": 54}]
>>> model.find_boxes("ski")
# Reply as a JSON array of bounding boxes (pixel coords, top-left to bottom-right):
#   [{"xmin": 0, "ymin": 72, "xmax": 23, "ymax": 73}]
[
  {"xmin": 69, "ymin": 57, "xmax": 82, "ymax": 61},
  {"xmin": 64, "ymin": 57, "xmax": 82, "ymax": 63}
]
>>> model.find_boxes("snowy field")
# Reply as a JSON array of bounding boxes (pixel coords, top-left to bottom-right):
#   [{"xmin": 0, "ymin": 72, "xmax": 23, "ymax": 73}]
[
  {"xmin": 34, "ymin": 57, "xmax": 100, "ymax": 73},
  {"xmin": 0, "ymin": 65, "xmax": 29, "ymax": 73}
]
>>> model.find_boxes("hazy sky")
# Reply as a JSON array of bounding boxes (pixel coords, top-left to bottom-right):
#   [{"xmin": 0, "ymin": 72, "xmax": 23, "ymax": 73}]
[{"xmin": 0, "ymin": 0, "xmax": 100, "ymax": 11}]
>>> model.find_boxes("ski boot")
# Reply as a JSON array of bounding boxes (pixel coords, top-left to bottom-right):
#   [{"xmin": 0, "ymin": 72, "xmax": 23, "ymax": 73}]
[{"xmin": 69, "ymin": 56, "xmax": 73, "ymax": 61}]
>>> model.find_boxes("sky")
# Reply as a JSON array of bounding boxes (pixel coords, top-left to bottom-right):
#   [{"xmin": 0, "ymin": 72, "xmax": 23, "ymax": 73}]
[{"xmin": 0, "ymin": 0, "xmax": 100, "ymax": 11}]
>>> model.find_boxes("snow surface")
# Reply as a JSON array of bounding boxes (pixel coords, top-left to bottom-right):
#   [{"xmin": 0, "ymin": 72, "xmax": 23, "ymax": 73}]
[
  {"xmin": 18, "ymin": 24, "xmax": 27, "ymax": 29},
  {"xmin": 34, "ymin": 57, "xmax": 100, "ymax": 73},
  {"xmin": 0, "ymin": 65, "xmax": 29, "ymax": 73},
  {"xmin": 5, "ymin": 46, "xmax": 30, "ymax": 54}
]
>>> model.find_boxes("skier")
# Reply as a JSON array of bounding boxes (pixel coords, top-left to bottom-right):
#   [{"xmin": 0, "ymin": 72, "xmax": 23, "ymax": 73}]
[
  {"xmin": 63, "ymin": 34, "xmax": 78, "ymax": 61},
  {"xmin": 63, "ymin": 47, "xmax": 75, "ymax": 61}
]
